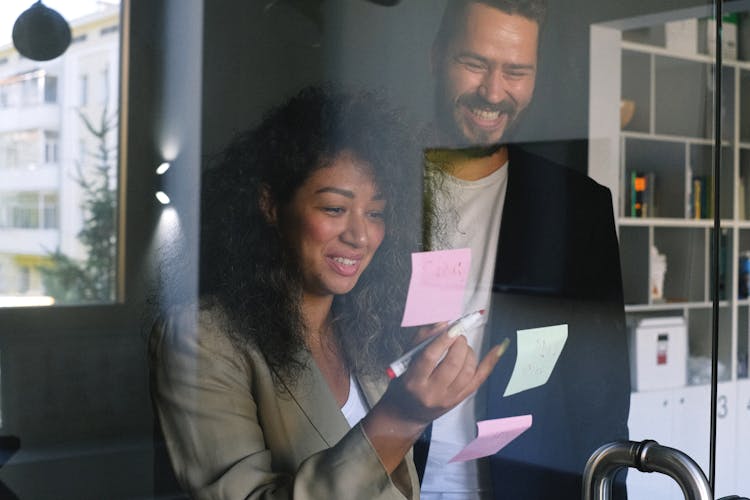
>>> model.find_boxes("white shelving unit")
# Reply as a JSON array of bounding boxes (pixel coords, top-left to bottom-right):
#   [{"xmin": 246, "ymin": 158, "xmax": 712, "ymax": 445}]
[{"xmin": 589, "ymin": 14, "xmax": 750, "ymax": 499}]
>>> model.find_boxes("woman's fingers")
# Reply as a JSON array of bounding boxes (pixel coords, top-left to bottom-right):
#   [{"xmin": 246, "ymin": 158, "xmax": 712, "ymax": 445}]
[
  {"xmin": 395, "ymin": 328, "xmax": 512, "ymax": 423},
  {"xmin": 427, "ymin": 334, "xmax": 471, "ymax": 386},
  {"xmin": 403, "ymin": 333, "xmax": 475, "ymax": 407},
  {"xmin": 407, "ymin": 326, "xmax": 459, "ymax": 378},
  {"xmin": 453, "ymin": 342, "xmax": 508, "ymax": 402},
  {"xmin": 422, "ymin": 337, "xmax": 508, "ymax": 405},
  {"xmin": 412, "ymin": 322, "xmax": 449, "ymax": 344},
  {"xmin": 445, "ymin": 346, "xmax": 478, "ymax": 394}
]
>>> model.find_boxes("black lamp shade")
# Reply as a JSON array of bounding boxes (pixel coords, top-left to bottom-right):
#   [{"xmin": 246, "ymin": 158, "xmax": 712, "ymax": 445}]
[{"xmin": 12, "ymin": 1, "xmax": 72, "ymax": 61}]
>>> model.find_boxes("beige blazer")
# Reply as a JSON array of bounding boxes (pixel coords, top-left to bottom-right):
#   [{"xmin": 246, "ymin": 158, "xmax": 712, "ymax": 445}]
[{"xmin": 150, "ymin": 302, "xmax": 419, "ymax": 500}]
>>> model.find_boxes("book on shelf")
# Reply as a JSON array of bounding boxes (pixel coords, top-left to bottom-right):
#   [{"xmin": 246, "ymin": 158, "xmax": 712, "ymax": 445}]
[
  {"xmin": 690, "ymin": 175, "xmax": 714, "ymax": 219},
  {"xmin": 739, "ymin": 180, "xmax": 746, "ymax": 221},
  {"xmin": 627, "ymin": 171, "xmax": 655, "ymax": 217},
  {"xmin": 739, "ymin": 251, "xmax": 750, "ymax": 299},
  {"xmin": 740, "ymin": 174, "xmax": 750, "ymax": 220},
  {"xmin": 710, "ymin": 228, "xmax": 728, "ymax": 300}
]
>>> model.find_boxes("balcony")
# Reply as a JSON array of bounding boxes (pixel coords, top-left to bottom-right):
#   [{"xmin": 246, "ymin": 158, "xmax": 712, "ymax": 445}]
[
  {"xmin": 0, "ymin": 228, "xmax": 59, "ymax": 255},
  {"xmin": 0, "ymin": 164, "xmax": 59, "ymax": 191},
  {"xmin": 0, "ymin": 104, "xmax": 60, "ymax": 134}
]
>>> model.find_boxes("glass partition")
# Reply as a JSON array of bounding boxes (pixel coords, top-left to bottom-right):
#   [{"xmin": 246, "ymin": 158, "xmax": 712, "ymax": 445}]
[{"xmin": 4, "ymin": 1, "xmax": 750, "ymax": 499}]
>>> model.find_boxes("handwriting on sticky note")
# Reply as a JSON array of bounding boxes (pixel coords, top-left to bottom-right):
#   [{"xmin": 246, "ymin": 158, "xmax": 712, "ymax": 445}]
[
  {"xmin": 503, "ymin": 324, "xmax": 568, "ymax": 397},
  {"xmin": 449, "ymin": 415, "xmax": 533, "ymax": 463},
  {"xmin": 401, "ymin": 249, "xmax": 471, "ymax": 327}
]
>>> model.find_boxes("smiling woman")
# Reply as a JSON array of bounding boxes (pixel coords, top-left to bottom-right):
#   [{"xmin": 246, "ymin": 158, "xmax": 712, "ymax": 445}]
[
  {"xmin": 196, "ymin": 85, "xmax": 420, "ymax": 382},
  {"xmin": 149, "ymin": 85, "xmax": 503, "ymax": 499},
  {"xmin": 276, "ymin": 153, "xmax": 387, "ymax": 301}
]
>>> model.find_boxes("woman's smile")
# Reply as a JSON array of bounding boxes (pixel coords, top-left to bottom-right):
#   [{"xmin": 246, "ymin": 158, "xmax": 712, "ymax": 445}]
[{"xmin": 278, "ymin": 151, "xmax": 386, "ymax": 298}]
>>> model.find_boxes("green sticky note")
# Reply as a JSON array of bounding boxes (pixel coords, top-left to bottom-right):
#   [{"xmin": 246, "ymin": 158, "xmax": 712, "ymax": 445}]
[{"xmin": 503, "ymin": 324, "xmax": 568, "ymax": 397}]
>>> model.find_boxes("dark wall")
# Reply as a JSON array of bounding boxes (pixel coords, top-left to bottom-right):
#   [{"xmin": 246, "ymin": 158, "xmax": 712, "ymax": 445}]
[
  {"xmin": 201, "ymin": 0, "xmax": 710, "ymax": 168},
  {"xmin": 524, "ymin": 0, "xmax": 716, "ymax": 143},
  {"xmin": 201, "ymin": 0, "xmax": 442, "ymax": 161},
  {"xmin": 0, "ymin": 1, "xmax": 204, "ymax": 498}
]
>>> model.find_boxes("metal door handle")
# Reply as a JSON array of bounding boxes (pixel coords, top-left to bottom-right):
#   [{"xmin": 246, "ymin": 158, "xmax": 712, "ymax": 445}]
[{"xmin": 582, "ymin": 440, "xmax": 713, "ymax": 500}]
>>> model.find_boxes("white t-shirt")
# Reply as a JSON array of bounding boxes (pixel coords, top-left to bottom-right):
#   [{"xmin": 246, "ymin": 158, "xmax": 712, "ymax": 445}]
[
  {"xmin": 341, "ymin": 375, "xmax": 368, "ymax": 427},
  {"xmin": 420, "ymin": 162, "xmax": 508, "ymax": 500}
]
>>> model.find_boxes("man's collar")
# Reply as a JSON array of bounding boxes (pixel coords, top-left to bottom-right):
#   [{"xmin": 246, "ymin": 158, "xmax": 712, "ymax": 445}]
[{"xmin": 425, "ymin": 145, "xmax": 508, "ymax": 181}]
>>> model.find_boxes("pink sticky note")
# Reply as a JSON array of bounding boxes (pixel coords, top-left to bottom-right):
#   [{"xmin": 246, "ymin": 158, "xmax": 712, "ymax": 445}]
[
  {"xmin": 449, "ymin": 415, "xmax": 533, "ymax": 463},
  {"xmin": 401, "ymin": 248, "xmax": 471, "ymax": 327}
]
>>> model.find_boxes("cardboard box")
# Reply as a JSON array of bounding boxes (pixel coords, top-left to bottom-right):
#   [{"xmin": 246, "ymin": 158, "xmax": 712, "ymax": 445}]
[
  {"xmin": 665, "ymin": 19, "xmax": 698, "ymax": 55},
  {"xmin": 629, "ymin": 316, "xmax": 687, "ymax": 391}
]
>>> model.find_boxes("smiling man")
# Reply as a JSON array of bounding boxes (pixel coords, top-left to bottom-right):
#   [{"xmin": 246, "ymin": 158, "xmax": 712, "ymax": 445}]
[
  {"xmin": 418, "ymin": 1, "xmax": 630, "ymax": 499},
  {"xmin": 433, "ymin": 2, "xmax": 538, "ymax": 150}
]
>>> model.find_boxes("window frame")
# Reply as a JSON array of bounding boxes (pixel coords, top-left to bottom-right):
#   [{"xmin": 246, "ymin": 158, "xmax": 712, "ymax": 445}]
[{"xmin": 0, "ymin": 0, "xmax": 148, "ymax": 319}]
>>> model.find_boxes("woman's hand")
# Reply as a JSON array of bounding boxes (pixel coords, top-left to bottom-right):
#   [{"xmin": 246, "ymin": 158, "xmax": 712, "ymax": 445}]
[
  {"xmin": 361, "ymin": 323, "xmax": 506, "ymax": 473},
  {"xmin": 386, "ymin": 322, "xmax": 502, "ymax": 424}
]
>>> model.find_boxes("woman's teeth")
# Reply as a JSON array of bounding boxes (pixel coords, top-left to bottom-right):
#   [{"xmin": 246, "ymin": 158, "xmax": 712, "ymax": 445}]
[{"xmin": 333, "ymin": 257, "xmax": 357, "ymax": 266}]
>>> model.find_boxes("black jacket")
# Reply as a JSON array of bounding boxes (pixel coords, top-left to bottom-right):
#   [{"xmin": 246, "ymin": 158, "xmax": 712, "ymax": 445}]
[{"xmin": 485, "ymin": 146, "xmax": 630, "ymax": 499}]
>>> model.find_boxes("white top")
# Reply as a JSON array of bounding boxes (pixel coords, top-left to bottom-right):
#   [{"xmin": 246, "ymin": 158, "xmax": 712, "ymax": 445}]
[
  {"xmin": 420, "ymin": 162, "xmax": 509, "ymax": 500},
  {"xmin": 341, "ymin": 375, "xmax": 369, "ymax": 427}
]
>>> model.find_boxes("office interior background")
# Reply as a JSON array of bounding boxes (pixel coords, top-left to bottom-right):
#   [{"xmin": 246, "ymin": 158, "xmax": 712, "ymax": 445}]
[{"xmin": 0, "ymin": 0, "xmax": 748, "ymax": 498}]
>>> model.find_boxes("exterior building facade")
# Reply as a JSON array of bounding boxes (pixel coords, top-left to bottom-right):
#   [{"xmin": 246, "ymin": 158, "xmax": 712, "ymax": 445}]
[{"xmin": 0, "ymin": 6, "xmax": 119, "ymax": 304}]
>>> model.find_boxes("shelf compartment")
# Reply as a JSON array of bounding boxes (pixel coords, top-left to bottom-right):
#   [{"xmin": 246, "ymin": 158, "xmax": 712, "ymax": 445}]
[
  {"xmin": 687, "ymin": 307, "xmax": 733, "ymax": 383},
  {"xmin": 621, "ymin": 39, "xmax": 750, "ymax": 69},
  {"xmin": 620, "ymin": 226, "xmax": 650, "ymax": 305},
  {"xmin": 622, "ymin": 50, "xmax": 651, "ymax": 134},
  {"xmin": 738, "ymin": 230, "xmax": 750, "ymax": 300},
  {"xmin": 622, "ymin": 28, "xmax": 665, "ymax": 49},
  {"xmin": 709, "ymin": 228, "xmax": 733, "ymax": 303},
  {"xmin": 619, "ymin": 226, "xmax": 708, "ymax": 305},
  {"xmin": 689, "ymin": 145, "xmax": 733, "ymax": 220},
  {"xmin": 738, "ymin": 305, "xmax": 749, "ymax": 378},
  {"xmin": 625, "ymin": 307, "xmax": 732, "ymax": 384},
  {"xmin": 654, "ymin": 56, "xmax": 734, "ymax": 141},
  {"xmin": 655, "ymin": 227, "xmax": 707, "ymax": 303},
  {"xmin": 740, "ymin": 69, "xmax": 750, "ymax": 143},
  {"xmin": 623, "ymin": 138, "xmax": 686, "ymax": 218},
  {"xmin": 739, "ymin": 150, "xmax": 750, "ymax": 220}
]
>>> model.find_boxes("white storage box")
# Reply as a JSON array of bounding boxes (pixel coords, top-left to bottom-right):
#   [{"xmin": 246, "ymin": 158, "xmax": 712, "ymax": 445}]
[
  {"xmin": 665, "ymin": 19, "xmax": 698, "ymax": 55},
  {"xmin": 629, "ymin": 317, "xmax": 687, "ymax": 391}
]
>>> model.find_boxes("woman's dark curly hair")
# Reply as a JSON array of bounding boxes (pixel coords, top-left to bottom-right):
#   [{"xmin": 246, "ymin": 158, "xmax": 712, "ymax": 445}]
[{"xmin": 200, "ymin": 85, "xmax": 423, "ymax": 383}]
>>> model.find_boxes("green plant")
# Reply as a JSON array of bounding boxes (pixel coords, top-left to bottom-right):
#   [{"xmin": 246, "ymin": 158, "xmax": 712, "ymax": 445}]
[{"xmin": 40, "ymin": 106, "xmax": 117, "ymax": 303}]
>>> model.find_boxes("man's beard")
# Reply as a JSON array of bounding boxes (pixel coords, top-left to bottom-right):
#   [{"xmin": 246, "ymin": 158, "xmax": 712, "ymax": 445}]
[{"xmin": 434, "ymin": 87, "xmax": 524, "ymax": 152}]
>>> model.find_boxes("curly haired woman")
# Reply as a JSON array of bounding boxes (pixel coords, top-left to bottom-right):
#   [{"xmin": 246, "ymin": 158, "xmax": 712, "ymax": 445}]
[{"xmin": 149, "ymin": 86, "xmax": 503, "ymax": 500}]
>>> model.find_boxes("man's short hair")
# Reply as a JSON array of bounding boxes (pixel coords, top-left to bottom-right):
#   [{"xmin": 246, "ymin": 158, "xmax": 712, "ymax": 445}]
[{"xmin": 433, "ymin": 0, "xmax": 547, "ymax": 56}]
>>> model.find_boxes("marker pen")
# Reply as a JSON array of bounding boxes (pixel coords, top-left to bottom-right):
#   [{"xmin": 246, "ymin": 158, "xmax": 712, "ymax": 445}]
[
  {"xmin": 445, "ymin": 309, "xmax": 484, "ymax": 338},
  {"xmin": 386, "ymin": 310, "xmax": 485, "ymax": 379}
]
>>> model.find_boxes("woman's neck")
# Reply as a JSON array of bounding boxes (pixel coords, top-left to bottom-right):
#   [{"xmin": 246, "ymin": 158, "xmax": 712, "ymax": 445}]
[
  {"xmin": 301, "ymin": 293, "xmax": 351, "ymax": 407},
  {"xmin": 301, "ymin": 293, "xmax": 334, "ymax": 338}
]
